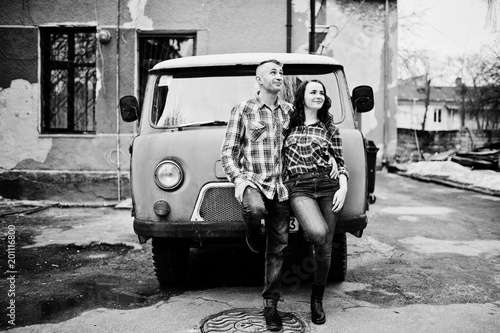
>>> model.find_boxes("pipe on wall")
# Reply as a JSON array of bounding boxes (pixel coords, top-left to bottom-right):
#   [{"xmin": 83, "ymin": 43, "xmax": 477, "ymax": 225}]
[
  {"xmin": 115, "ymin": 0, "xmax": 122, "ymax": 201},
  {"xmin": 309, "ymin": 0, "xmax": 316, "ymax": 54},
  {"xmin": 286, "ymin": 0, "xmax": 292, "ymax": 53},
  {"xmin": 382, "ymin": 0, "xmax": 390, "ymax": 163}
]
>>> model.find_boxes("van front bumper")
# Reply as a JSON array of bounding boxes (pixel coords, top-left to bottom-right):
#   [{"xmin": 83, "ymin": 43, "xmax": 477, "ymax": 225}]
[
  {"xmin": 133, "ymin": 214, "xmax": 367, "ymax": 240},
  {"xmin": 134, "ymin": 219, "xmax": 247, "ymax": 239}
]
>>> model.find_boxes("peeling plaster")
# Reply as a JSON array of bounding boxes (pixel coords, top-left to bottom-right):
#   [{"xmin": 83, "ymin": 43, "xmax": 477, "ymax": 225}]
[
  {"xmin": 293, "ymin": 0, "xmax": 309, "ymax": 13},
  {"xmin": 365, "ymin": 107, "xmax": 379, "ymax": 132},
  {"xmin": 123, "ymin": 0, "xmax": 153, "ymax": 30},
  {"xmin": 96, "ymin": 64, "xmax": 103, "ymax": 98},
  {"xmin": 0, "ymin": 79, "xmax": 52, "ymax": 169}
]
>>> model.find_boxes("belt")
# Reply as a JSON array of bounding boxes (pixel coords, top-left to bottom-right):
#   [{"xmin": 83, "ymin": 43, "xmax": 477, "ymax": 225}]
[{"xmin": 288, "ymin": 168, "xmax": 332, "ymax": 181}]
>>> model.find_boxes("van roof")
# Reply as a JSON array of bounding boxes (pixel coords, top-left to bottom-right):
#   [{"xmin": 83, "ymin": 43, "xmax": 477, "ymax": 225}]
[{"xmin": 151, "ymin": 53, "xmax": 341, "ymax": 71}]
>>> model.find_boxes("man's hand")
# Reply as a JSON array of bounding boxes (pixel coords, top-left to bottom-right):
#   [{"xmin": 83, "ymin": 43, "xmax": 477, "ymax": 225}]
[
  {"xmin": 235, "ymin": 180, "xmax": 257, "ymax": 203},
  {"xmin": 328, "ymin": 156, "xmax": 339, "ymax": 179}
]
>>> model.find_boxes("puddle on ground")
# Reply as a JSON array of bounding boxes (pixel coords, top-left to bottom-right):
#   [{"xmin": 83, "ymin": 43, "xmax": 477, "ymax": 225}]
[
  {"xmin": 399, "ymin": 236, "xmax": 500, "ymax": 256},
  {"xmin": 74, "ymin": 275, "xmax": 149, "ymax": 306},
  {"xmin": 16, "ymin": 275, "xmax": 150, "ymax": 327},
  {"xmin": 381, "ymin": 206, "xmax": 455, "ymax": 215}
]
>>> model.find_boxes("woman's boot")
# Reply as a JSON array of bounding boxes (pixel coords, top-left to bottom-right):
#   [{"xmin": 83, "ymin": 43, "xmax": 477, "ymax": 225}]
[{"xmin": 311, "ymin": 283, "xmax": 326, "ymax": 325}]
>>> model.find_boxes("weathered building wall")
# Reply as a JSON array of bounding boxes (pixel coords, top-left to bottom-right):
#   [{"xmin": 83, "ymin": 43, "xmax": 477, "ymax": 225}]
[
  {"xmin": 0, "ymin": 0, "xmax": 397, "ymax": 201},
  {"xmin": 0, "ymin": 0, "xmax": 135, "ymax": 175},
  {"xmin": 308, "ymin": 0, "xmax": 398, "ymax": 165}
]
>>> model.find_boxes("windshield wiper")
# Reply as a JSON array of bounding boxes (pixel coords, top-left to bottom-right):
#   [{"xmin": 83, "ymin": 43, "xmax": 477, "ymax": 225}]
[{"xmin": 177, "ymin": 120, "xmax": 227, "ymax": 130}]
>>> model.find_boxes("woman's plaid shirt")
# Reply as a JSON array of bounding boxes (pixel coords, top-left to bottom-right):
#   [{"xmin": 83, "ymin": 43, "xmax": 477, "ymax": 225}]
[
  {"xmin": 221, "ymin": 94, "xmax": 292, "ymax": 202},
  {"xmin": 284, "ymin": 121, "xmax": 349, "ymax": 179}
]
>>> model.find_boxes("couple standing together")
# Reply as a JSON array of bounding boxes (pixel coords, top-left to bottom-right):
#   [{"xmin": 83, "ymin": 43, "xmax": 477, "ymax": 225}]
[{"xmin": 220, "ymin": 59, "xmax": 348, "ymax": 331}]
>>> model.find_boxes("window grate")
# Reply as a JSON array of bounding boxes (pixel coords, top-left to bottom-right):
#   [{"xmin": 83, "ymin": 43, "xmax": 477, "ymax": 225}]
[
  {"xmin": 138, "ymin": 34, "xmax": 195, "ymax": 106},
  {"xmin": 41, "ymin": 27, "xmax": 96, "ymax": 134}
]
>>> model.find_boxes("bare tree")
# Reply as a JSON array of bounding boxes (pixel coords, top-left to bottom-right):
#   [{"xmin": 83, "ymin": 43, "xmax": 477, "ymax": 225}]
[
  {"xmin": 398, "ymin": 0, "xmax": 500, "ymax": 131},
  {"xmin": 448, "ymin": 39, "xmax": 500, "ymax": 130},
  {"xmin": 486, "ymin": 0, "xmax": 498, "ymax": 29},
  {"xmin": 421, "ymin": 75, "xmax": 431, "ymax": 131}
]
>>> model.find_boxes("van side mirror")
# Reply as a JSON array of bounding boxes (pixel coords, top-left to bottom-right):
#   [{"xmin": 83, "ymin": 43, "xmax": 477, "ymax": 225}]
[
  {"xmin": 120, "ymin": 95, "xmax": 140, "ymax": 122},
  {"xmin": 352, "ymin": 85, "xmax": 374, "ymax": 113}
]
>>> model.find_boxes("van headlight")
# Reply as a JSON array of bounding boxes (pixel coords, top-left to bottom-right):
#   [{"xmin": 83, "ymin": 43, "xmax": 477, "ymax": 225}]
[{"xmin": 154, "ymin": 161, "xmax": 183, "ymax": 190}]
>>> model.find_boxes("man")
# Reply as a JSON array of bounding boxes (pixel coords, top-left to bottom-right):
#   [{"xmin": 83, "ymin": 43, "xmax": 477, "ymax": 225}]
[{"xmin": 220, "ymin": 59, "xmax": 291, "ymax": 331}]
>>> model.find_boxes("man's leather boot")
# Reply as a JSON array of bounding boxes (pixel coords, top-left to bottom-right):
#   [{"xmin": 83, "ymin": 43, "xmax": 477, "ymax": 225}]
[
  {"xmin": 311, "ymin": 283, "xmax": 326, "ymax": 325},
  {"xmin": 263, "ymin": 299, "xmax": 282, "ymax": 331}
]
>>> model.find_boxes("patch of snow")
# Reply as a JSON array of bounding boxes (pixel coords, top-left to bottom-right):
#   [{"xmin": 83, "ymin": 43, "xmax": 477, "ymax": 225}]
[{"xmin": 404, "ymin": 161, "xmax": 500, "ymax": 192}]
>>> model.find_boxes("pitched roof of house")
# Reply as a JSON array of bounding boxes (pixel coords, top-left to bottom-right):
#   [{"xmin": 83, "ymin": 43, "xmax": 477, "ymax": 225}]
[{"xmin": 398, "ymin": 84, "xmax": 458, "ymax": 107}]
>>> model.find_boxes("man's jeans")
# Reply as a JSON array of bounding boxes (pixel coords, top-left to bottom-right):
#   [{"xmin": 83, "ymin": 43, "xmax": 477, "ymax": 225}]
[
  {"xmin": 286, "ymin": 170, "xmax": 340, "ymax": 285},
  {"xmin": 242, "ymin": 186, "xmax": 290, "ymax": 303}
]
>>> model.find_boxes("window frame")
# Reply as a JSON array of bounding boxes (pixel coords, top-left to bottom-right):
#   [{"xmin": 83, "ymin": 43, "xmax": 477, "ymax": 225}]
[
  {"xmin": 40, "ymin": 26, "xmax": 97, "ymax": 134},
  {"xmin": 137, "ymin": 32, "xmax": 196, "ymax": 108}
]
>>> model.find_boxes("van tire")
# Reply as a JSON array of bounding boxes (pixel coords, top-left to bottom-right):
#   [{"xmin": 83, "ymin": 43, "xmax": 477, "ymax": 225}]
[
  {"xmin": 329, "ymin": 232, "xmax": 347, "ymax": 282},
  {"xmin": 152, "ymin": 238, "xmax": 189, "ymax": 286}
]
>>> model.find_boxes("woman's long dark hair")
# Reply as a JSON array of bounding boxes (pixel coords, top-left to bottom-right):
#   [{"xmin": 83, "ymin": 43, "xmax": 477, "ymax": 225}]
[{"xmin": 290, "ymin": 79, "xmax": 332, "ymax": 129}]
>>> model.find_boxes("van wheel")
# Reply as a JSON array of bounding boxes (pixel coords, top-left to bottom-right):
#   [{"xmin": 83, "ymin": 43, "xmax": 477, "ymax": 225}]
[
  {"xmin": 152, "ymin": 238, "xmax": 189, "ymax": 287},
  {"xmin": 328, "ymin": 232, "xmax": 347, "ymax": 282}
]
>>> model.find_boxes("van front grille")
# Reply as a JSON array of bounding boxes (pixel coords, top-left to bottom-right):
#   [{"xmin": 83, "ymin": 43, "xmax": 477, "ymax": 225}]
[{"xmin": 198, "ymin": 186, "xmax": 243, "ymax": 221}]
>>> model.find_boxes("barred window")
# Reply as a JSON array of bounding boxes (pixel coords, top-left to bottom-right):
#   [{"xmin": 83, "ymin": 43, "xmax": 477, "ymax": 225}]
[
  {"xmin": 138, "ymin": 33, "xmax": 195, "ymax": 106},
  {"xmin": 40, "ymin": 27, "xmax": 96, "ymax": 134}
]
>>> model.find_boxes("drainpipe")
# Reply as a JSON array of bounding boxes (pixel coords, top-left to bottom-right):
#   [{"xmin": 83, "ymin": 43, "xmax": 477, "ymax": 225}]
[
  {"xmin": 286, "ymin": 0, "xmax": 292, "ymax": 53},
  {"xmin": 309, "ymin": 0, "xmax": 315, "ymax": 54},
  {"xmin": 115, "ymin": 0, "xmax": 122, "ymax": 202},
  {"xmin": 382, "ymin": 0, "xmax": 389, "ymax": 164}
]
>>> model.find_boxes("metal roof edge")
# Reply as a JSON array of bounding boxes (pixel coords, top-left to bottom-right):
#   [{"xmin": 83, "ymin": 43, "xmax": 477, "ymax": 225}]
[{"xmin": 151, "ymin": 53, "xmax": 341, "ymax": 70}]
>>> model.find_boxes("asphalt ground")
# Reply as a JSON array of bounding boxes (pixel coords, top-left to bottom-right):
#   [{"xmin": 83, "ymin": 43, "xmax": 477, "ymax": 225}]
[{"xmin": 1, "ymin": 170, "xmax": 500, "ymax": 332}]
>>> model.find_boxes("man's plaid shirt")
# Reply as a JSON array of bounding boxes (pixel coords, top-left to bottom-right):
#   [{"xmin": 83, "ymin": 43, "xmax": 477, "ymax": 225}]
[
  {"xmin": 284, "ymin": 121, "xmax": 349, "ymax": 179},
  {"xmin": 221, "ymin": 93, "xmax": 292, "ymax": 202}
]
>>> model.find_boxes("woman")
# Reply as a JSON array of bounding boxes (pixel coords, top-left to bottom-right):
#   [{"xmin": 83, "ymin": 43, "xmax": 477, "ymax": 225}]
[{"xmin": 284, "ymin": 79, "xmax": 348, "ymax": 325}]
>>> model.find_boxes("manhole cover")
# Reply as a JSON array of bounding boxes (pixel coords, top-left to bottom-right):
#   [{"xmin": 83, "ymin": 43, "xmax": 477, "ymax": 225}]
[{"xmin": 201, "ymin": 308, "xmax": 307, "ymax": 333}]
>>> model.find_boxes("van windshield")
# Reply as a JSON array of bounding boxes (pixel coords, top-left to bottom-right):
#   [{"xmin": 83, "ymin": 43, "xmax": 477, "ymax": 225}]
[{"xmin": 151, "ymin": 72, "xmax": 345, "ymax": 128}]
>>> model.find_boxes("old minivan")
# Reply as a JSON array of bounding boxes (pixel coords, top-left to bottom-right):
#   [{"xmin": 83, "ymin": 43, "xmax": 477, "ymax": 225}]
[{"xmin": 119, "ymin": 53, "xmax": 374, "ymax": 286}]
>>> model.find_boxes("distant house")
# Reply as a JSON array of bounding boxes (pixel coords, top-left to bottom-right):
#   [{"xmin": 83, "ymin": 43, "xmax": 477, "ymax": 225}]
[
  {"xmin": 396, "ymin": 77, "xmax": 462, "ymax": 158},
  {"xmin": 397, "ymin": 78, "xmax": 460, "ymax": 132},
  {"xmin": 396, "ymin": 78, "xmax": 499, "ymax": 159}
]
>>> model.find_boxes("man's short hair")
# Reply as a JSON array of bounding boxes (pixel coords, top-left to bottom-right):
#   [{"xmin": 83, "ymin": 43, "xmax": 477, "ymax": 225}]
[
  {"xmin": 258, "ymin": 59, "xmax": 282, "ymax": 67},
  {"xmin": 256, "ymin": 59, "xmax": 282, "ymax": 75}
]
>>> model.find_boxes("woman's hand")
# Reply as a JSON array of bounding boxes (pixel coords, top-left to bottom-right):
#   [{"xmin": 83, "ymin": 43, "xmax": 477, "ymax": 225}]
[
  {"xmin": 332, "ymin": 187, "xmax": 347, "ymax": 213},
  {"xmin": 328, "ymin": 156, "xmax": 339, "ymax": 179},
  {"xmin": 332, "ymin": 174, "xmax": 348, "ymax": 213}
]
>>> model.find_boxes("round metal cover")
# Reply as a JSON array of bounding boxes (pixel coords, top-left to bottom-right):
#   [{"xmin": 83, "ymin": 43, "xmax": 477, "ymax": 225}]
[{"xmin": 200, "ymin": 308, "xmax": 307, "ymax": 333}]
